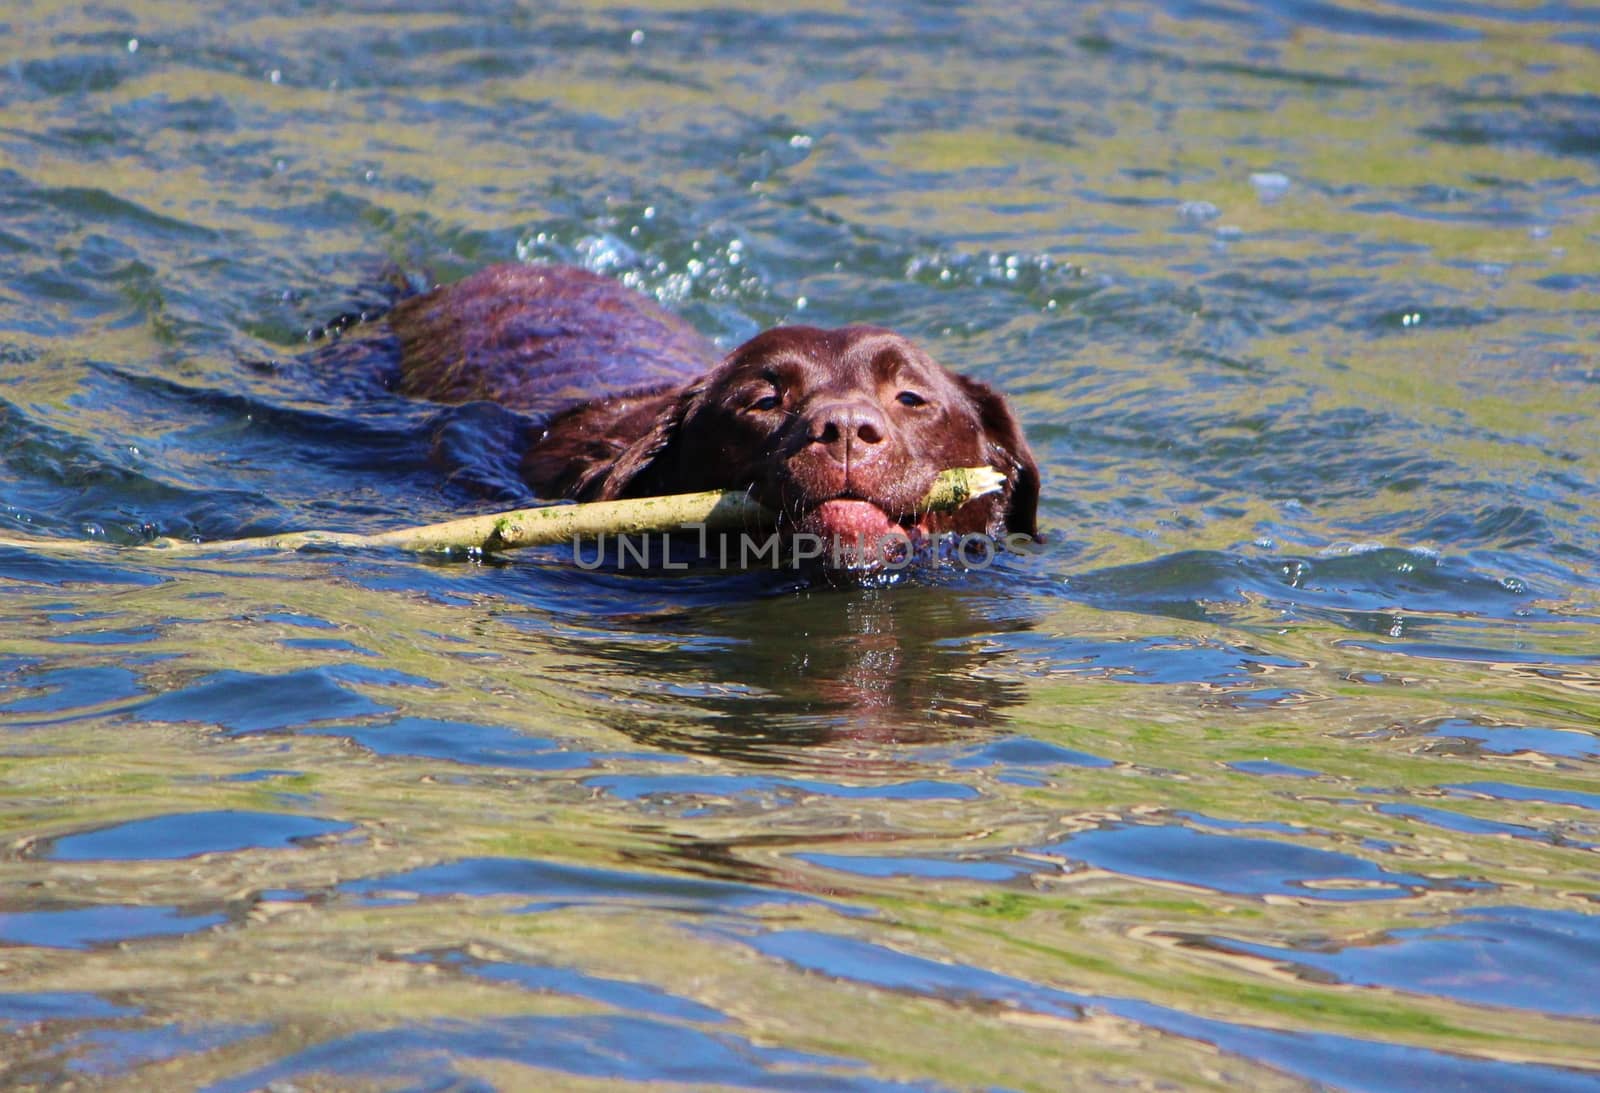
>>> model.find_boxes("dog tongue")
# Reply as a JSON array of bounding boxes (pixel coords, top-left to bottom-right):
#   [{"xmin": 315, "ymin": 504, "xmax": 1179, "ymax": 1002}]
[{"xmin": 802, "ymin": 499, "xmax": 899, "ymax": 542}]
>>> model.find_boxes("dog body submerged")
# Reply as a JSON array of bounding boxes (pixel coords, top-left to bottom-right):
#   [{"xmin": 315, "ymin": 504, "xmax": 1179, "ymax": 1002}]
[{"xmin": 385, "ymin": 264, "xmax": 1038, "ymax": 554}]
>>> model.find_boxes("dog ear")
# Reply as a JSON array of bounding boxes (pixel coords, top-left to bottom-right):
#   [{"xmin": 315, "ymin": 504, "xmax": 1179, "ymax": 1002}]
[
  {"xmin": 954, "ymin": 374, "xmax": 1039, "ymax": 537},
  {"xmin": 581, "ymin": 384, "xmax": 703, "ymax": 501}
]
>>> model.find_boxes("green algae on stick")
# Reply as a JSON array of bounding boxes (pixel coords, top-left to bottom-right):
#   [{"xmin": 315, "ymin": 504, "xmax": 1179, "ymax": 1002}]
[
  {"xmin": 0, "ymin": 466, "xmax": 1007, "ymax": 557},
  {"xmin": 924, "ymin": 465, "xmax": 1005, "ymax": 512},
  {"xmin": 267, "ymin": 465, "xmax": 1005, "ymax": 554},
  {"xmin": 356, "ymin": 488, "xmax": 772, "ymax": 555},
  {"xmin": 0, "ymin": 492, "xmax": 770, "ymax": 556}
]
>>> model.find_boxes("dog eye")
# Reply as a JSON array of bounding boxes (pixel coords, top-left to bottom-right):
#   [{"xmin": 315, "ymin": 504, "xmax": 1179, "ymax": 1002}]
[
  {"xmin": 896, "ymin": 390, "xmax": 927, "ymax": 407},
  {"xmin": 751, "ymin": 394, "xmax": 782, "ymax": 412}
]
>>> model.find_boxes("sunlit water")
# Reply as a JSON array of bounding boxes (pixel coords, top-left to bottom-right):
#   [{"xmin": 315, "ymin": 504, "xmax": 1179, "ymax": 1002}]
[{"xmin": 3, "ymin": 0, "xmax": 1598, "ymax": 1088}]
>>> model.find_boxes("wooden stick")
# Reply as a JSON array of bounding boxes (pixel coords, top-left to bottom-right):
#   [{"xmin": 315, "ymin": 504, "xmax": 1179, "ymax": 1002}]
[{"xmin": 0, "ymin": 466, "xmax": 1007, "ymax": 558}]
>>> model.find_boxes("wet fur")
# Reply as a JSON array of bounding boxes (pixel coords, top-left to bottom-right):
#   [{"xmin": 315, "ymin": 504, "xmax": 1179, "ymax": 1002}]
[{"xmin": 381, "ymin": 263, "xmax": 1038, "ymax": 539}]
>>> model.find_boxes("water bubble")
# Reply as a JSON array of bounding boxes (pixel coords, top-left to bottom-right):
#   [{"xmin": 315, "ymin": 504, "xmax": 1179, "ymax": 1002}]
[
  {"xmin": 1320, "ymin": 540, "xmax": 1385, "ymax": 557},
  {"xmin": 576, "ymin": 233, "xmax": 640, "ymax": 272},
  {"xmin": 1249, "ymin": 171, "xmax": 1291, "ymax": 202},
  {"xmin": 795, "ymin": 296, "xmax": 807, "ymax": 310},
  {"xmin": 630, "ymin": 29, "xmax": 645, "ymax": 45},
  {"xmin": 789, "ymin": 134, "xmax": 813, "ymax": 149},
  {"xmin": 127, "ymin": 38, "xmax": 139, "ymax": 53},
  {"xmin": 269, "ymin": 69, "xmax": 282, "ymax": 84},
  {"xmin": 1401, "ymin": 312, "xmax": 1422, "ymax": 327},
  {"xmin": 1499, "ymin": 576, "xmax": 1527, "ymax": 594},
  {"xmin": 1177, "ymin": 200, "xmax": 1220, "ymax": 223}
]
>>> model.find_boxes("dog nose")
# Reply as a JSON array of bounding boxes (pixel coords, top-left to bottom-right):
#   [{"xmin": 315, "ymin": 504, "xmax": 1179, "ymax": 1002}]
[{"xmin": 805, "ymin": 400, "xmax": 887, "ymax": 456}]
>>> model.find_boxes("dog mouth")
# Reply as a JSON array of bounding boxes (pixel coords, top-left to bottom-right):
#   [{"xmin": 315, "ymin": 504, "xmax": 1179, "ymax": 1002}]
[{"xmin": 796, "ymin": 497, "xmax": 925, "ymax": 543}]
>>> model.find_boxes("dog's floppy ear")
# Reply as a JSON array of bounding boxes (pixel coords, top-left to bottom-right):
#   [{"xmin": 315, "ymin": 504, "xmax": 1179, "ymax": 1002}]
[
  {"xmin": 954, "ymin": 374, "xmax": 1039, "ymax": 537},
  {"xmin": 581, "ymin": 384, "xmax": 703, "ymax": 501}
]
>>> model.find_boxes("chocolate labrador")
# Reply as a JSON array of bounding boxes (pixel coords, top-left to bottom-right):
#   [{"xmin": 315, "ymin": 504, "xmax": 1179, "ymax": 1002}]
[{"xmin": 381, "ymin": 263, "xmax": 1037, "ymax": 564}]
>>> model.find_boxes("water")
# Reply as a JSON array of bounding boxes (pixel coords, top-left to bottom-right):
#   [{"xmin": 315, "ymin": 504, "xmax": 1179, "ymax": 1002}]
[{"xmin": 2, "ymin": 0, "xmax": 1598, "ymax": 1087}]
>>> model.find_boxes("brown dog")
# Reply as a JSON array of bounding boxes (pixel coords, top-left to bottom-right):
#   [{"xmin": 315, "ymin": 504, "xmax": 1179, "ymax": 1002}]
[{"xmin": 386, "ymin": 264, "xmax": 1037, "ymax": 558}]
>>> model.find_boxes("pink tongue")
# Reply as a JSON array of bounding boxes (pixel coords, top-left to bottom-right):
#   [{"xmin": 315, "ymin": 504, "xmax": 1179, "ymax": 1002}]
[{"xmin": 802, "ymin": 499, "xmax": 899, "ymax": 541}]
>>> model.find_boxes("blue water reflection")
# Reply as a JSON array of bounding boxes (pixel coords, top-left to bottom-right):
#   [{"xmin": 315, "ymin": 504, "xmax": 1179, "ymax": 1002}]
[
  {"xmin": 0, "ymin": 906, "xmax": 225, "ymax": 949},
  {"xmin": 1229, "ymin": 759, "xmax": 1321, "ymax": 778},
  {"xmin": 1046, "ymin": 823, "xmax": 1469, "ymax": 901},
  {"xmin": 1426, "ymin": 720, "xmax": 1600, "ymax": 759},
  {"xmin": 0, "ymin": 993, "xmax": 137, "ymax": 1024},
  {"xmin": 945, "ymin": 735, "xmax": 1115, "ymax": 769},
  {"xmin": 302, "ymin": 717, "xmax": 617, "ymax": 770},
  {"xmin": 1199, "ymin": 906, "xmax": 1600, "ymax": 1019},
  {"xmin": 204, "ymin": 1014, "xmax": 933, "ymax": 1093},
  {"xmin": 1443, "ymin": 782, "xmax": 1600, "ymax": 812},
  {"xmin": 418, "ymin": 949, "xmax": 729, "ymax": 1025},
  {"xmin": 0, "ymin": 665, "xmax": 145, "ymax": 716},
  {"xmin": 589, "ymin": 774, "xmax": 979, "ymax": 803},
  {"xmin": 735, "ymin": 929, "xmax": 1600, "ymax": 1093},
  {"xmin": 795, "ymin": 853, "xmax": 1031, "ymax": 883},
  {"xmin": 44, "ymin": 810, "xmax": 352, "ymax": 860},
  {"xmin": 65, "ymin": 1025, "xmax": 265, "ymax": 1078},
  {"xmin": 1375, "ymin": 802, "xmax": 1591, "ymax": 848},
  {"xmin": 342, "ymin": 857, "xmax": 840, "ymax": 915},
  {"xmin": 134, "ymin": 668, "xmax": 392, "ymax": 733}
]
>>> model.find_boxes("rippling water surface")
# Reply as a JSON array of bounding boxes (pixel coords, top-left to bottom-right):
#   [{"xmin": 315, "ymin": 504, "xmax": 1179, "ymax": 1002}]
[{"xmin": 3, "ymin": 0, "xmax": 1598, "ymax": 1088}]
